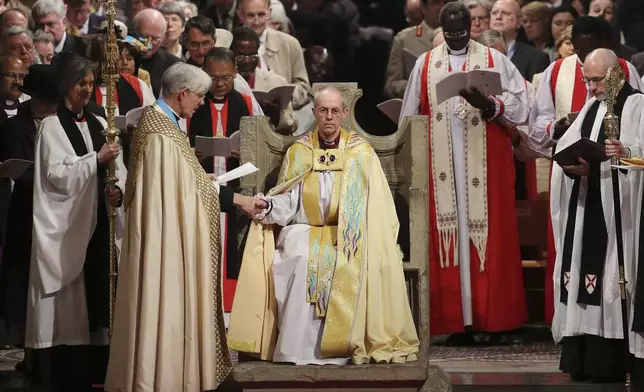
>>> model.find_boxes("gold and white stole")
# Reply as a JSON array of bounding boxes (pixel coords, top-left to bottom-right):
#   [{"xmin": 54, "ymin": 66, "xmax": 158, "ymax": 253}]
[
  {"xmin": 427, "ymin": 41, "xmax": 489, "ymax": 271},
  {"xmin": 554, "ymin": 54, "xmax": 581, "ymax": 120}
]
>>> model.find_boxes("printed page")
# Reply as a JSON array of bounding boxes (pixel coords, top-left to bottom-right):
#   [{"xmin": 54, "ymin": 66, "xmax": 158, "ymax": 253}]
[
  {"xmin": 216, "ymin": 162, "xmax": 259, "ymax": 184},
  {"xmin": 229, "ymin": 131, "xmax": 240, "ymax": 151},
  {"xmin": 465, "ymin": 70, "xmax": 502, "ymax": 97},
  {"xmin": 0, "ymin": 159, "xmax": 32, "ymax": 179},
  {"xmin": 377, "ymin": 98, "xmax": 403, "ymax": 123},
  {"xmin": 114, "ymin": 115, "xmax": 126, "ymax": 130},
  {"xmin": 125, "ymin": 107, "xmax": 145, "ymax": 128},
  {"xmin": 253, "ymin": 85, "xmax": 295, "ymax": 110},
  {"xmin": 195, "ymin": 135, "xmax": 232, "ymax": 157},
  {"xmin": 436, "ymin": 72, "xmax": 467, "ymax": 105}
]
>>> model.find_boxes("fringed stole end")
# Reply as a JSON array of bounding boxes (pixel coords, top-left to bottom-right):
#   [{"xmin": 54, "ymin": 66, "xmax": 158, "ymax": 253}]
[{"xmin": 438, "ymin": 227, "xmax": 458, "ymax": 268}]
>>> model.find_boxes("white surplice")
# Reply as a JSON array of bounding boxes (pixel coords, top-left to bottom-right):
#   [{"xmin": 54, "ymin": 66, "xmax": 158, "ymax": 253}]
[
  {"xmin": 25, "ymin": 114, "xmax": 127, "ymax": 348},
  {"xmin": 256, "ymin": 172, "xmax": 348, "ymax": 365},
  {"xmin": 530, "ymin": 55, "xmax": 644, "ymax": 148},
  {"xmin": 398, "ymin": 46, "xmax": 529, "ymax": 326},
  {"xmin": 551, "ymin": 94, "xmax": 644, "ymax": 344}
]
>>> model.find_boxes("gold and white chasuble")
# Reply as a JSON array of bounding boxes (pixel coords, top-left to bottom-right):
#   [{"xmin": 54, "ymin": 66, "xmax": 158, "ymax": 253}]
[
  {"xmin": 105, "ymin": 107, "xmax": 231, "ymax": 392},
  {"xmin": 227, "ymin": 129, "xmax": 420, "ymax": 365}
]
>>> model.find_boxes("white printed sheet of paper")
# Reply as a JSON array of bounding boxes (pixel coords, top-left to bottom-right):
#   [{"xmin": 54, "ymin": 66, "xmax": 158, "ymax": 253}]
[
  {"xmin": 252, "ymin": 85, "xmax": 296, "ymax": 110},
  {"xmin": 216, "ymin": 162, "xmax": 258, "ymax": 184},
  {"xmin": 114, "ymin": 107, "xmax": 146, "ymax": 130},
  {"xmin": 195, "ymin": 131, "xmax": 240, "ymax": 157},
  {"xmin": 435, "ymin": 70, "xmax": 502, "ymax": 105},
  {"xmin": 377, "ymin": 98, "xmax": 403, "ymax": 123},
  {"xmin": 0, "ymin": 159, "xmax": 32, "ymax": 179}
]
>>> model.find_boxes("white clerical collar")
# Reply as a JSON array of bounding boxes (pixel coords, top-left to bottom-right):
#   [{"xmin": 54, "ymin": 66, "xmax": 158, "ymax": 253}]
[
  {"xmin": 446, "ymin": 42, "xmax": 469, "ymax": 56},
  {"xmin": 55, "ymin": 32, "xmax": 66, "ymax": 53}
]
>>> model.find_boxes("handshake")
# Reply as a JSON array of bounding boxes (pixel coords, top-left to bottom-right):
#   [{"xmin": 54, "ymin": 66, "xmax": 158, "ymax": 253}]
[
  {"xmin": 235, "ymin": 193, "xmax": 269, "ymax": 219},
  {"xmin": 208, "ymin": 174, "xmax": 269, "ymax": 219}
]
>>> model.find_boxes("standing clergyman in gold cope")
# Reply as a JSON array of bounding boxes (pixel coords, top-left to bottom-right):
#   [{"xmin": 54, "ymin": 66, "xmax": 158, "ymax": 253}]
[{"xmin": 228, "ymin": 86, "xmax": 420, "ymax": 365}]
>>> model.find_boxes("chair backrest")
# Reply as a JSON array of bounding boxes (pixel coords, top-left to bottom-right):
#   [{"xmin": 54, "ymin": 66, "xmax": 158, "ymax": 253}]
[{"xmin": 238, "ymin": 83, "xmax": 431, "ymax": 356}]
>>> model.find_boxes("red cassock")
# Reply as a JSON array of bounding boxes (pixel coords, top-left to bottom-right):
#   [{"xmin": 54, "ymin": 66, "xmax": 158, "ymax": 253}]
[
  {"xmin": 542, "ymin": 57, "xmax": 630, "ymax": 324},
  {"xmin": 419, "ymin": 50, "xmax": 528, "ymax": 334}
]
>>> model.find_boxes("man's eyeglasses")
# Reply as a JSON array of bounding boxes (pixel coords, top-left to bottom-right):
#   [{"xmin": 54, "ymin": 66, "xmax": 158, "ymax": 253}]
[
  {"xmin": 235, "ymin": 53, "xmax": 259, "ymax": 62},
  {"xmin": 0, "ymin": 72, "xmax": 27, "ymax": 80},
  {"xmin": 582, "ymin": 74, "xmax": 606, "ymax": 84},
  {"xmin": 211, "ymin": 75, "xmax": 234, "ymax": 83},
  {"xmin": 316, "ymin": 107, "xmax": 343, "ymax": 117},
  {"xmin": 443, "ymin": 30, "xmax": 468, "ymax": 39}
]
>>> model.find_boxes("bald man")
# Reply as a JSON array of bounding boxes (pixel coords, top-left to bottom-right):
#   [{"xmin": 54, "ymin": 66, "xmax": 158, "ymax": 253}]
[
  {"xmin": 551, "ymin": 48, "xmax": 644, "ymax": 383},
  {"xmin": 228, "ymin": 86, "xmax": 420, "ymax": 365},
  {"xmin": 405, "ymin": 0, "xmax": 423, "ymax": 26},
  {"xmin": 134, "ymin": 8, "xmax": 180, "ymax": 96}
]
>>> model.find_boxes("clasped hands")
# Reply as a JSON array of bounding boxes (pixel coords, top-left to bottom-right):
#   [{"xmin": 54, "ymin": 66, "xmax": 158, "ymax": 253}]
[
  {"xmin": 561, "ymin": 139, "xmax": 628, "ymax": 176},
  {"xmin": 98, "ymin": 142, "xmax": 123, "ymax": 207},
  {"xmin": 235, "ymin": 193, "xmax": 269, "ymax": 219}
]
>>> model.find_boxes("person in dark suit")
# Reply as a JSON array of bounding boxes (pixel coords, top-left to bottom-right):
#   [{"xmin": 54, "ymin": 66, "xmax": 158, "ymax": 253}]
[
  {"xmin": 0, "ymin": 63, "xmax": 60, "ymax": 379},
  {"xmin": 133, "ymin": 8, "xmax": 181, "ymax": 96},
  {"xmin": 490, "ymin": 0, "xmax": 549, "ymax": 201},
  {"xmin": 65, "ymin": 0, "xmax": 106, "ymax": 36},
  {"xmin": 32, "ymin": 0, "xmax": 87, "ymax": 57},
  {"xmin": 631, "ymin": 51, "xmax": 644, "ymax": 77}
]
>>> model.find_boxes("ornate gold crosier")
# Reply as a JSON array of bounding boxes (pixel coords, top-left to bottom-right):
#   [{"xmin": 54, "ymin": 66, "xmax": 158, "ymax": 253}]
[
  {"xmin": 98, "ymin": 0, "xmax": 120, "ymax": 340},
  {"xmin": 603, "ymin": 64, "xmax": 625, "ymax": 166},
  {"xmin": 602, "ymin": 63, "xmax": 631, "ymax": 389}
]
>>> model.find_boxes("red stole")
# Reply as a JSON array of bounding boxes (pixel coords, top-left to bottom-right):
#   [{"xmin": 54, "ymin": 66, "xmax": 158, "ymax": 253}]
[
  {"xmin": 419, "ymin": 49, "xmax": 527, "ymax": 334},
  {"xmin": 93, "ymin": 73, "xmax": 144, "ymax": 107}
]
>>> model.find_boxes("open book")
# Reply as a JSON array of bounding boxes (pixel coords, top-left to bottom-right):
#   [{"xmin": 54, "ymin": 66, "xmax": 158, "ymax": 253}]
[
  {"xmin": 252, "ymin": 85, "xmax": 295, "ymax": 110},
  {"xmin": 195, "ymin": 131, "xmax": 240, "ymax": 157},
  {"xmin": 403, "ymin": 48, "xmax": 419, "ymax": 79},
  {"xmin": 215, "ymin": 162, "xmax": 258, "ymax": 184},
  {"xmin": 377, "ymin": 98, "xmax": 403, "ymax": 124},
  {"xmin": 0, "ymin": 159, "xmax": 32, "ymax": 179},
  {"xmin": 114, "ymin": 107, "xmax": 145, "ymax": 131},
  {"xmin": 436, "ymin": 70, "xmax": 502, "ymax": 105},
  {"xmin": 552, "ymin": 137, "xmax": 608, "ymax": 166}
]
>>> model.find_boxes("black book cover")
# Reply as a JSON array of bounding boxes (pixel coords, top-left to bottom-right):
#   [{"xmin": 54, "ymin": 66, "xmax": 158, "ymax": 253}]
[{"xmin": 552, "ymin": 137, "xmax": 608, "ymax": 166}]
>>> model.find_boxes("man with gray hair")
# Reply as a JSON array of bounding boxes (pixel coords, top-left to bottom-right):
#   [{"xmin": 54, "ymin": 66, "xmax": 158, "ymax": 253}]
[
  {"xmin": 1, "ymin": 25, "xmax": 37, "ymax": 66},
  {"xmin": 476, "ymin": 28, "xmax": 507, "ymax": 55},
  {"xmin": 33, "ymin": 30, "xmax": 54, "ymax": 64},
  {"xmin": 32, "ymin": 0, "xmax": 86, "ymax": 56},
  {"xmin": 105, "ymin": 62, "xmax": 260, "ymax": 392}
]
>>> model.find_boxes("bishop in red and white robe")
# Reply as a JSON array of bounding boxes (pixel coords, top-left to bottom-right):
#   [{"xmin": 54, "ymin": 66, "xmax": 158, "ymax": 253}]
[
  {"xmin": 530, "ymin": 54, "xmax": 644, "ymax": 324},
  {"xmin": 399, "ymin": 40, "xmax": 530, "ymax": 335},
  {"xmin": 187, "ymin": 89, "xmax": 257, "ymax": 320}
]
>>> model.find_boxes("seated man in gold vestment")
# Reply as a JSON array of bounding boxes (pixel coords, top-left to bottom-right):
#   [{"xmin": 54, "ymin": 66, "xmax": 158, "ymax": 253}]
[{"xmin": 228, "ymin": 86, "xmax": 420, "ymax": 365}]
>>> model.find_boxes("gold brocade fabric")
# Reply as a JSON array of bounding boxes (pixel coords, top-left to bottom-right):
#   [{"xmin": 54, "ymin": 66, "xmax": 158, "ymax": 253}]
[
  {"xmin": 227, "ymin": 129, "xmax": 420, "ymax": 364},
  {"xmin": 105, "ymin": 107, "xmax": 231, "ymax": 392},
  {"xmin": 303, "ymin": 133, "xmax": 347, "ymax": 317}
]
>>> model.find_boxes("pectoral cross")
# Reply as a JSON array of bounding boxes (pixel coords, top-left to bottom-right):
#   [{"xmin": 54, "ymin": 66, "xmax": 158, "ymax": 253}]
[{"xmin": 454, "ymin": 102, "xmax": 470, "ymax": 121}]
